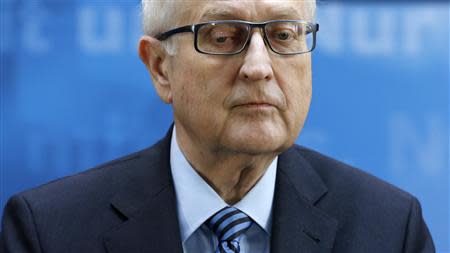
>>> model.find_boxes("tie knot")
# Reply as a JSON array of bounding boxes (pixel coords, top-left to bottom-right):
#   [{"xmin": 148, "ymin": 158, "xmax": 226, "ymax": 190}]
[{"xmin": 207, "ymin": 206, "xmax": 253, "ymax": 243}]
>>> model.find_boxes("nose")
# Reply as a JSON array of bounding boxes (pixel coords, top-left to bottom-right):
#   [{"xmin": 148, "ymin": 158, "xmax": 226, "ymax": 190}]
[{"xmin": 238, "ymin": 31, "xmax": 274, "ymax": 82}]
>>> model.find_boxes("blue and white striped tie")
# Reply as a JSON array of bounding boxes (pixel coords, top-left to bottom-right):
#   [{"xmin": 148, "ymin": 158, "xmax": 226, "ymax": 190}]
[{"xmin": 207, "ymin": 206, "xmax": 253, "ymax": 253}]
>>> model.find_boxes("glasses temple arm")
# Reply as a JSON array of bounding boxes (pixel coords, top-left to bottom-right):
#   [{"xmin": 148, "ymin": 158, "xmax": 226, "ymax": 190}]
[{"xmin": 155, "ymin": 25, "xmax": 194, "ymax": 41}]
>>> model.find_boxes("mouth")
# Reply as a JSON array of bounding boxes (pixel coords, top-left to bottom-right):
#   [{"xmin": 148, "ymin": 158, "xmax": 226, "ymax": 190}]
[{"xmin": 234, "ymin": 102, "xmax": 275, "ymax": 109}]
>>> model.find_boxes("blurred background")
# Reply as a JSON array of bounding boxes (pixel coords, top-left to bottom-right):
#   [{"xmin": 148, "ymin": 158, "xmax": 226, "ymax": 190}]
[{"xmin": 1, "ymin": 0, "xmax": 449, "ymax": 251}]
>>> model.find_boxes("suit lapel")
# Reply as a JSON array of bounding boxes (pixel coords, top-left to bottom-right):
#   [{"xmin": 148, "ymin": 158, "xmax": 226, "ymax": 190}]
[
  {"xmin": 101, "ymin": 125, "xmax": 338, "ymax": 253},
  {"xmin": 271, "ymin": 147, "xmax": 339, "ymax": 253},
  {"xmin": 102, "ymin": 126, "xmax": 183, "ymax": 253}
]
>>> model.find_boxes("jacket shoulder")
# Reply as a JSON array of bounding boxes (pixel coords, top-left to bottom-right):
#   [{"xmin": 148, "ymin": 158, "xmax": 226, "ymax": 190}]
[
  {"xmin": 2, "ymin": 133, "xmax": 172, "ymax": 252},
  {"xmin": 1, "ymin": 146, "xmax": 162, "ymax": 252},
  {"xmin": 293, "ymin": 144, "xmax": 413, "ymax": 202},
  {"xmin": 290, "ymin": 145, "xmax": 434, "ymax": 251},
  {"xmin": 16, "ymin": 147, "xmax": 151, "ymax": 204}
]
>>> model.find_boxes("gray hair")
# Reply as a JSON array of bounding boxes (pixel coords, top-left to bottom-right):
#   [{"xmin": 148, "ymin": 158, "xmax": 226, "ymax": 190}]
[
  {"xmin": 141, "ymin": 1, "xmax": 317, "ymax": 55},
  {"xmin": 141, "ymin": 1, "xmax": 180, "ymax": 54},
  {"xmin": 142, "ymin": 1, "xmax": 180, "ymax": 37}
]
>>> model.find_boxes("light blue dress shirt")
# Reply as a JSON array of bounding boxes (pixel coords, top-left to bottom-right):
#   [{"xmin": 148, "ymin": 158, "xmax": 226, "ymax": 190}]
[{"xmin": 170, "ymin": 127, "xmax": 278, "ymax": 253}]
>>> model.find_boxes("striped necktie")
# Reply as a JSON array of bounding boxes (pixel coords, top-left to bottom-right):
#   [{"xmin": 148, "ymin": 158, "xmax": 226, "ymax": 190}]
[{"xmin": 207, "ymin": 206, "xmax": 253, "ymax": 253}]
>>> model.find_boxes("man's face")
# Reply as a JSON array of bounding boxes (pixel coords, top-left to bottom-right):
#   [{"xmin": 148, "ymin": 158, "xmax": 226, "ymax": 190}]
[{"xmin": 164, "ymin": 0, "xmax": 312, "ymax": 155}]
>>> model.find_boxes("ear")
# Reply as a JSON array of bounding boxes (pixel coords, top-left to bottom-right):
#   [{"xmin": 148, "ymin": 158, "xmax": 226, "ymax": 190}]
[{"xmin": 138, "ymin": 35, "xmax": 173, "ymax": 104}]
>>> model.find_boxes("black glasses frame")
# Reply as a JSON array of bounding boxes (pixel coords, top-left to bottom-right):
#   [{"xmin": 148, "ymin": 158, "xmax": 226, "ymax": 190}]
[{"xmin": 155, "ymin": 20, "xmax": 319, "ymax": 55}]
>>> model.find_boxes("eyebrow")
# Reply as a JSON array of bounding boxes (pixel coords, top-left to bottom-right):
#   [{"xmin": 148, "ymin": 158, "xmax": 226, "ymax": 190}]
[
  {"xmin": 268, "ymin": 6, "xmax": 305, "ymax": 20},
  {"xmin": 199, "ymin": 6, "xmax": 307, "ymax": 22},
  {"xmin": 199, "ymin": 7, "xmax": 244, "ymax": 22}
]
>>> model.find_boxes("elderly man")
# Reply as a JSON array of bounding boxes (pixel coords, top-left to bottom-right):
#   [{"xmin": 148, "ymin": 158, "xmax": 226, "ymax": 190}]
[{"xmin": 1, "ymin": 0, "xmax": 434, "ymax": 252}]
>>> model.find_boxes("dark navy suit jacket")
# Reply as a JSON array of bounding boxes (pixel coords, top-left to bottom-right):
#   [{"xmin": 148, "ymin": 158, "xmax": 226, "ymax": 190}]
[{"xmin": 1, "ymin": 128, "xmax": 435, "ymax": 252}]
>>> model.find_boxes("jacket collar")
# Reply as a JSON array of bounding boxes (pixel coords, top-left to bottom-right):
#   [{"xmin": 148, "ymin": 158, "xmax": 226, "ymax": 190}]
[
  {"xmin": 270, "ymin": 146, "xmax": 338, "ymax": 253},
  {"xmin": 102, "ymin": 126, "xmax": 338, "ymax": 253},
  {"xmin": 103, "ymin": 126, "xmax": 183, "ymax": 253}
]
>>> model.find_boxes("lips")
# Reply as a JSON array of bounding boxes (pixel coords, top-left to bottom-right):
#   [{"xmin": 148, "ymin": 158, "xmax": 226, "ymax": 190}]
[
  {"xmin": 239, "ymin": 102, "xmax": 273, "ymax": 107},
  {"xmin": 227, "ymin": 88, "xmax": 287, "ymax": 111},
  {"xmin": 234, "ymin": 101, "xmax": 276, "ymax": 110}
]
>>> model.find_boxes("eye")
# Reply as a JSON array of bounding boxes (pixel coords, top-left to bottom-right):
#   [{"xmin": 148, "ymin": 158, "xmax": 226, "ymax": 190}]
[
  {"xmin": 276, "ymin": 31, "xmax": 292, "ymax": 41},
  {"xmin": 215, "ymin": 36, "xmax": 229, "ymax": 43},
  {"xmin": 209, "ymin": 28, "xmax": 237, "ymax": 45}
]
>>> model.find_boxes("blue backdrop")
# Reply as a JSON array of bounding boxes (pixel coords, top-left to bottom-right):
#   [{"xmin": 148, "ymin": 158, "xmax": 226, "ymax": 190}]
[{"xmin": 1, "ymin": 1, "xmax": 449, "ymax": 251}]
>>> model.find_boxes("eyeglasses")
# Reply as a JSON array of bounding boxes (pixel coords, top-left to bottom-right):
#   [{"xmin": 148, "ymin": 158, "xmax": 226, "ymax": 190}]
[{"xmin": 155, "ymin": 20, "xmax": 319, "ymax": 55}]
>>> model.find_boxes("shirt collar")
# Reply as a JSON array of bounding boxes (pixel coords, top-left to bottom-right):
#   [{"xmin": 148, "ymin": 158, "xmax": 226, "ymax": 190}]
[{"xmin": 170, "ymin": 126, "xmax": 278, "ymax": 243}]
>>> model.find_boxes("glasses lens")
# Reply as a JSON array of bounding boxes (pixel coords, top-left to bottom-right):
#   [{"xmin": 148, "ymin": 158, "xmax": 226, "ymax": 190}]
[
  {"xmin": 265, "ymin": 21, "xmax": 315, "ymax": 54},
  {"xmin": 197, "ymin": 22, "xmax": 249, "ymax": 54}
]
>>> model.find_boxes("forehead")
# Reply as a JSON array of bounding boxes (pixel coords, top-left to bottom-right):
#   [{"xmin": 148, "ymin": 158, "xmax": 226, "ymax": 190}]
[{"xmin": 178, "ymin": 0, "xmax": 314, "ymax": 24}]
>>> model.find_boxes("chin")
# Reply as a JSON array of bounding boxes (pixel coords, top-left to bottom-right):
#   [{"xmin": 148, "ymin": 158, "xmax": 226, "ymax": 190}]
[{"xmin": 221, "ymin": 123, "xmax": 291, "ymax": 155}]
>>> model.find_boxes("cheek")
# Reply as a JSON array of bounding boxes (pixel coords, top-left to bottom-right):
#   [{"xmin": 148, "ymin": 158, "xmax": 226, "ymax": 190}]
[
  {"xmin": 293, "ymin": 68, "xmax": 312, "ymax": 115},
  {"xmin": 275, "ymin": 57, "xmax": 312, "ymax": 127},
  {"xmin": 173, "ymin": 72, "xmax": 210, "ymax": 119},
  {"xmin": 171, "ymin": 56, "xmax": 238, "ymax": 124}
]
